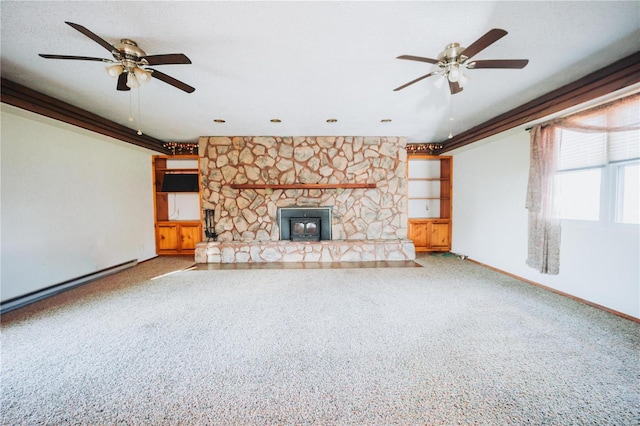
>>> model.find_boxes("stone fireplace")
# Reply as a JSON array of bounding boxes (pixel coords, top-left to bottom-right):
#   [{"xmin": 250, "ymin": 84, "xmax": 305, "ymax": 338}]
[{"xmin": 194, "ymin": 136, "xmax": 415, "ymax": 263}]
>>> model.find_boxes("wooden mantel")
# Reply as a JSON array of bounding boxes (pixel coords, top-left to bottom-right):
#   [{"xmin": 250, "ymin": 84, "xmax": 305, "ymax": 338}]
[{"xmin": 230, "ymin": 183, "xmax": 376, "ymax": 190}]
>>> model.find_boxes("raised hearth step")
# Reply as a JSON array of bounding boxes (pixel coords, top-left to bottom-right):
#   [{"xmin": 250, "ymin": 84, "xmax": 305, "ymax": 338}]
[{"xmin": 195, "ymin": 239, "xmax": 416, "ymax": 264}]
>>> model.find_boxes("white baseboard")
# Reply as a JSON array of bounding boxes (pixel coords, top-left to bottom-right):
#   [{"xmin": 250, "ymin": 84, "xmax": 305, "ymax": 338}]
[{"xmin": 1, "ymin": 259, "xmax": 138, "ymax": 314}]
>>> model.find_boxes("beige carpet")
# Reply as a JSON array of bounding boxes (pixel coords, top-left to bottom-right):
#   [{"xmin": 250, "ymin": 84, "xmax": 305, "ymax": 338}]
[{"xmin": 1, "ymin": 254, "xmax": 638, "ymax": 425}]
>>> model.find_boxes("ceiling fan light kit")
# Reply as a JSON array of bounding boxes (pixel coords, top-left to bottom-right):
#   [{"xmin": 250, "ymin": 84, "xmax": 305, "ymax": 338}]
[
  {"xmin": 106, "ymin": 64, "xmax": 123, "ymax": 78},
  {"xmin": 134, "ymin": 67, "xmax": 151, "ymax": 81},
  {"xmin": 126, "ymin": 73, "xmax": 140, "ymax": 89}
]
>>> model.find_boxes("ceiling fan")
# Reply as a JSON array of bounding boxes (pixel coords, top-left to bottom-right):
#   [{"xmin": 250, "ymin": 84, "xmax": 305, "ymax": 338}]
[
  {"xmin": 39, "ymin": 22, "xmax": 195, "ymax": 93},
  {"xmin": 394, "ymin": 28, "xmax": 528, "ymax": 95}
]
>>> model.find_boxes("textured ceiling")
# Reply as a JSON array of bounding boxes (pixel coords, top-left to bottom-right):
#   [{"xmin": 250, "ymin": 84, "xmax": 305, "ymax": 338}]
[{"xmin": 1, "ymin": 1, "xmax": 639, "ymax": 145}]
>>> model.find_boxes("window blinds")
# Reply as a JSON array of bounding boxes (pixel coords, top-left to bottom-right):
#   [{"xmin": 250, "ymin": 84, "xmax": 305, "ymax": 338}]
[
  {"xmin": 609, "ymin": 130, "xmax": 640, "ymax": 163},
  {"xmin": 558, "ymin": 129, "xmax": 606, "ymax": 171},
  {"xmin": 556, "ymin": 93, "xmax": 640, "ymax": 171}
]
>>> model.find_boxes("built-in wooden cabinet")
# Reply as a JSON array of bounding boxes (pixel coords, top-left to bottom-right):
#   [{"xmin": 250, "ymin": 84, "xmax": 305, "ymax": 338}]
[
  {"xmin": 156, "ymin": 222, "xmax": 202, "ymax": 254},
  {"xmin": 153, "ymin": 155, "xmax": 202, "ymax": 255},
  {"xmin": 407, "ymin": 155, "xmax": 452, "ymax": 252}
]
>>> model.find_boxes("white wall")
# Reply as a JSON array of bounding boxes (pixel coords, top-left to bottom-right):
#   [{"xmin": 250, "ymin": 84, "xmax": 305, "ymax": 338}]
[
  {"xmin": 1, "ymin": 104, "xmax": 158, "ymax": 301},
  {"xmin": 451, "ymin": 130, "xmax": 640, "ymax": 319}
]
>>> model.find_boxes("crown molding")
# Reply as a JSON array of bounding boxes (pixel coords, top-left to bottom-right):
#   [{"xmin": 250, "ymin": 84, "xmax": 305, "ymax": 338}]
[
  {"xmin": 1, "ymin": 78, "xmax": 170, "ymax": 154},
  {"xmin": 438, "ymin": 52, "xmax": 640, "ymax": 154}
]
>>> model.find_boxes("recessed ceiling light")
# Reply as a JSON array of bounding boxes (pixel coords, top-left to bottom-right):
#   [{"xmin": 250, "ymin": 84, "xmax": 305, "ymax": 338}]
[
  {"xmin": 213, "ymin": 119, "xmax": 226, "ymax": 123},
  {"xmin": 381, "ymin": 119, "xmax": 392, "ymax": 123},
  {"xmin": 326, "ymin": 118, "xmax": 337, "ymax": 123},
  {"xmin": 270, "ymin": 119, "xmax": 282, "ymax": 123}
]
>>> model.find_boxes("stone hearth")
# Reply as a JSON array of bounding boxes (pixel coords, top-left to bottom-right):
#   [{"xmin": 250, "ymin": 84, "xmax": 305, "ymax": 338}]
[{"xmin": 195, "ymin": 239, "xmax": 416, "ymax": 263}]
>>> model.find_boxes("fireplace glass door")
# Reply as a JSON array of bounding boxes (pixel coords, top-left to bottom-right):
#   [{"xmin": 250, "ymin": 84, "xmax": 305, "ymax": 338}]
[{"xmin": 289, "ymin": 218, "xmax": 321, "ymax": 241}]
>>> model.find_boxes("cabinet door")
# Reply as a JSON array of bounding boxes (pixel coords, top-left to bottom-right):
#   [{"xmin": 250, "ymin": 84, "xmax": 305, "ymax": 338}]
[
  {"xmin": 429, "ymin": 221, "xmax": 451, "ymax": 249},
  {"xmin": 157, "ymin": 224, "xmax": 179, "ymax": 251},
  {"xmin": 408, "ymin": 220, "xmax": 429, "ymax": 251},
  {"xmin": 179, "ymin": 224, "xmax": 201, "ymax": 250}
]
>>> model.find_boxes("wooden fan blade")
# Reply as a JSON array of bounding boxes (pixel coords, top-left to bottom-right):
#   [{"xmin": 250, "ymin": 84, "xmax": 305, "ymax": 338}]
[
  {"xmin": 142, "ymin": 54, "xmax": 192, "ymax": 65},
  {"xmin": 468, "ymin": 59, "xmax": 529, "ymax": 69},
  {"xmin": 65, "ymin": 21, "xmax": 119, "ymax": 53},
  {"xmin": 393, "ymin": 71, "xmax": 440, "ymax": 91},
  {"xmin": 397, "ymin": 55, "xmax": 439, "ymax": 64},
  {"xmin": 117, "ymin": 73, "xmax": 130, "ymax": 91},
  {"xmin": 148, "ymin": 69, "xmax": 195, "ymax": 93},
  {"xmin": 39, "ymin": 54, "xmax": 111, "ymax": 62},
  {"xmin": 449, "ymin": 80, "xmax": 463, "ymax": 95},
  {"xmin": 461, "ymin": 28, "xmax": 508, "ymax": 60}
]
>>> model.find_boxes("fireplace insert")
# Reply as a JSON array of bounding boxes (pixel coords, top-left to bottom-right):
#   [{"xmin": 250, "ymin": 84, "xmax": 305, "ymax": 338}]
[
  {"xmin": 278, "ymin": 207, "xmax": 332, "ymax": 241},
  {"xmin": 289, "ymin": 217, "xmax": 321, "ymax": 241}
]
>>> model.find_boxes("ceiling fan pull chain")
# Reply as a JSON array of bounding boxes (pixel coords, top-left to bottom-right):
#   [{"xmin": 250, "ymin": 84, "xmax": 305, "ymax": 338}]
[
  {"xmin": 137, "ymin": 88, "xmax": 143, "ymax": 136},
  {"xmin": 128, "ymin": 89, "xmax": 134, "ymax": 122},
  {"xmin": 448, "ymin": 94, "xmax": 454, "ymax": 139}
]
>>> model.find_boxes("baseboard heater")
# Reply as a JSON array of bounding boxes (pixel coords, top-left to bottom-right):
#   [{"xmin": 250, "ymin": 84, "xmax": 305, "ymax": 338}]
[{"xmin": 0, "ymin": 259, "xmax": 138, "ymax": 314}]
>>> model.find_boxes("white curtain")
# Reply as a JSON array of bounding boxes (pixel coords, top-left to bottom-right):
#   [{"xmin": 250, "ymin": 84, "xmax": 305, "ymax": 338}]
[{"xmin": 526, "ymin": 125, "xmax": 561, "ymax": 274}]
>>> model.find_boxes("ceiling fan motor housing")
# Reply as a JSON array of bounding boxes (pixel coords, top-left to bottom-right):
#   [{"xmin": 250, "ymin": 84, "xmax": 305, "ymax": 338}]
[
  {"xmin": 117, "ymin": 39, "xmax": 145, "ymax": 58},
  {"xmin": 438, "ymin": 43, "xmax": 468, "ymax": 66},
  {"xmin": 115, "ymin": 39, "xmax": 148, "ymax": 70}
]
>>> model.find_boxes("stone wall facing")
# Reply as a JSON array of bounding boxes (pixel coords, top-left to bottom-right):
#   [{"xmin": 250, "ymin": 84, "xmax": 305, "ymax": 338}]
[{"xmin": 198, "ymin": 136, "xmax": 408, "ymax": 243}]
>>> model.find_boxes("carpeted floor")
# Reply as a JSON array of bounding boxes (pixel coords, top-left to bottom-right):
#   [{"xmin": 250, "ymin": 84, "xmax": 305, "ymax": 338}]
[{"xmin": 1, "ymin": 254, "xmax": 638, "ymax": 425}]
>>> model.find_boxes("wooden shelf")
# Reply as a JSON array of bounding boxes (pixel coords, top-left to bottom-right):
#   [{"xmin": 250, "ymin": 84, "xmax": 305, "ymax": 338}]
[
  {"xmin": 409, "ymin": 178, "xmax": 449, "ymax": 181},
  {"xmin": 156, "ymin": 191, "xmax": 199, "ymax": 195},
  {"xmin": 230, "ymin": 183, "xmax": 376, "ymax": 190},
  {"xmin": 156, "ymin": 168, "xmax": 198, "ymax": 174},
  {"xmin": 156, "ymin": 220, "xmax": 201, "ymax": 224}
]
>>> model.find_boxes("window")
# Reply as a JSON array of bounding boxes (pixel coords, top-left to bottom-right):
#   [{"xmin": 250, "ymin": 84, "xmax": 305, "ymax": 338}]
[
  {"xmin": 554, "ymin": 95, "xmax": 640, "ymax": 224},
  {"xmin": 526, "ymin": 93, "xmax": 639, "ymax": 275},
  {"xmin": 615, "ymin": 160, "xmax": 639, "ymax": 224},
  {"xmin": 556, "ymin": 168, "xmax": 601, "ymax": 221}
]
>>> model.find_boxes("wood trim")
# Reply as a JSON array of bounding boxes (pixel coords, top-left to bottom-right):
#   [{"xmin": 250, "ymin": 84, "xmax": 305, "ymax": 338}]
[
  {"xmin": 1, "ymin": 78, "xmax": 170, "ymax": 154},
  {"xmin": 157, "ymin": 169, "xmax": 199, "ymax": 174},
  {"xmin": 466, "ymin": 258, "xmax": 640, "ymax": 323},
  {"xmin": 6, "ymin": 53, "xmax": 637, "ymax": 156},
  {"xmin": 230, "ymin": 183, "xmax": 376, "ymax": 190},
  {"xmin": 438, "ymin": 51, "xmax": 640, "ymax": 153}
]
